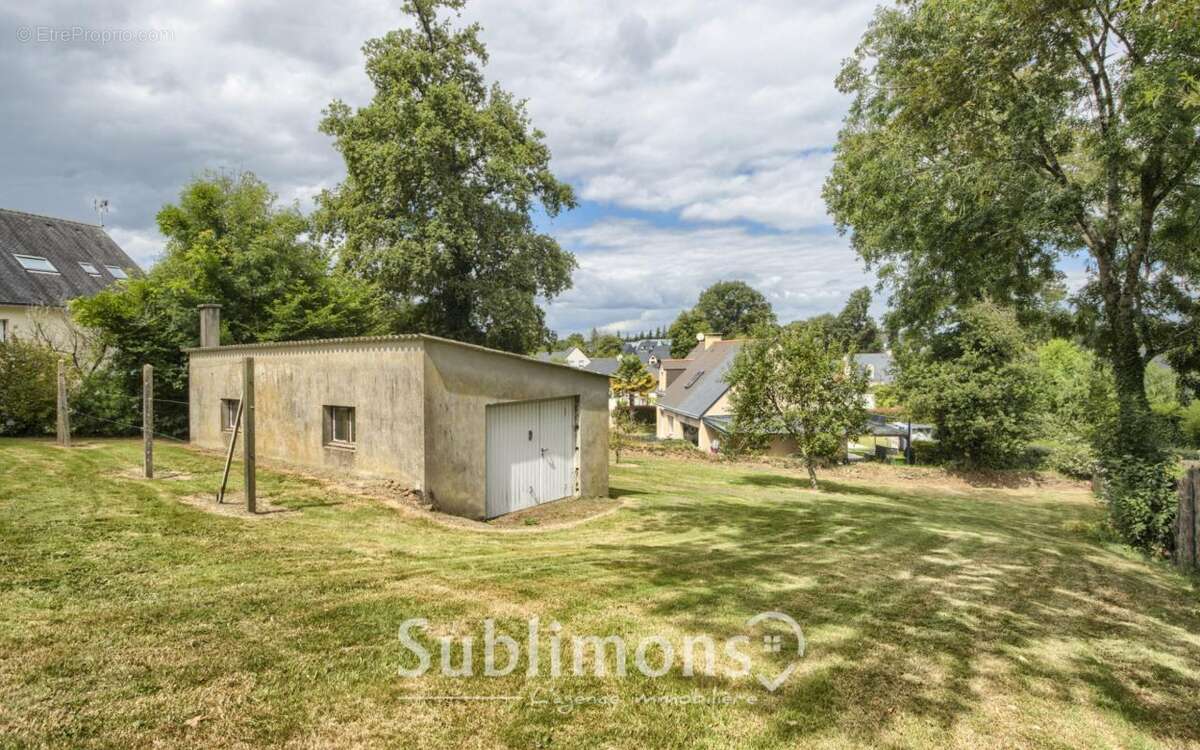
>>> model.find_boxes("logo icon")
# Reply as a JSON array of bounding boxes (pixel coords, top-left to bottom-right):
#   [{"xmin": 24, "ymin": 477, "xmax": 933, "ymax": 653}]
[{"xmin": 746, "ymin": 611, "xmax": 806, "ymax": 691}]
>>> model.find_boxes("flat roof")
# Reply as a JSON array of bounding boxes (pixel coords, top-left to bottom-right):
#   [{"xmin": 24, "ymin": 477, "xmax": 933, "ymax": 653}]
[{"xmin": 184, "ymin": 333, "xmax": 614, "ymax": 379}]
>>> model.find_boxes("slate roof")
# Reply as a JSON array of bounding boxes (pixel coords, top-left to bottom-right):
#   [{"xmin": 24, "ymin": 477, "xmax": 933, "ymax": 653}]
[
  {"xmin": 657, "ymin": 340, "xmax": 744, "ymax": 419},
  {"xmin": 581, "ymin": 357, "xmax": 620, "ymax": 376},
  {"xmin": 632, "ymin": 343, "xmax": 672, "ymax": 377},
  {"xmin": 853, "ymin": 352, "xmax": 894, "ymax": 384},
  {"xmin": 621, "ymin": 338, "xmax": 670, "ymax": 355},
  {"xmin": 0, "ymin": 209, "xmax": 140, "ymax": 307}
]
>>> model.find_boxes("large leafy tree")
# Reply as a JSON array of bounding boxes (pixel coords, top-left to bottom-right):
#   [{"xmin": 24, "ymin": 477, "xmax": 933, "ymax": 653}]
[
  {"xmin": 667, "ymin": 308, "xmax": 708, "ymax": 358},
  {"xmin": 611, "ymin": 355, "xmax": 656, "ymax": 412},
  {"xmin": 727, "ymin": 323, "xmax": 869, "ymax": 488},
  {"xmin": 316, "ymin": 0, "xmax": 577, "ymax": 354},
  {"xmin": 824, "ymin": 0, "xmax": 1200, "ymax": 459},
  {"xmin": 830, "ymin": 287, "xmax": 884, "ymax": 352},
  {"xmin": 694, "ymin": 281, "xmax": 778, "ymax": 339},
  {"xmin": 74, "ymin": 171, "xmax": 385, "ymax": 435},
  {"xmin": 897, "ymin": 303, "xmax": 1046, "ymax": 469}
]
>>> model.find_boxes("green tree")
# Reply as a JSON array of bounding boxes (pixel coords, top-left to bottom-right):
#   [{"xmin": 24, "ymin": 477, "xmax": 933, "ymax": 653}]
[
  {"xmin": 824, "ymin": 0, "xmax": 1200, "ymax": 462},
  {"xmin": 667, "ymin": 308, "xmax": 708, "ymax": 359},
  {"xmin": 316, "ymin": 0, "xmax": 576, "ymax": 354},
  {"xmin": 610, "ymin": 406, "xmax": 638, "ymax": 465},
  {"xmin": 561, "ymin": 332, "xmax": 587, "ymax": 352},
  {"xmin": 1036, "ymin": 339, "xmax": 1106, "ymax": 432},
  {"xmin": 74, "ymin": 172, "xmax": 385, "ymax": 435},
  {"xmin": 898, "ymin": 303, "xmax": 1046, "ymax": 469},
  {"xmin": 0, "ymin": 339, "xmax": 58, "ymax": 436},
  {"xmin": 1145, "ymin": 361, "xmax": 1180, "ymax": 412},
  {"xmin": 831, "ymin": 287, "xmax": 884, "ymax": 351},
  {"xmin": 587, "ymin": 331, "xmax": 623, "ymax": 358},
  {"xmin": 727, "ymin": 324, "xmax": 869, "ymax": 488},
  {"xmin": 695, "ymin": 281, "xmax": 777, "ymax": 339},
  {"xmin": 611, "ymin": 355, "xmax": 656, "ymax": 412}
]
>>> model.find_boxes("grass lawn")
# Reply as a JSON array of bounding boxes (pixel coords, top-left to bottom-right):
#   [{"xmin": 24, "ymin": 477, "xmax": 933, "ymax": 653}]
[{"xmin": 1, "ymin": 439, "xmax": 1199, "ymax": 749}]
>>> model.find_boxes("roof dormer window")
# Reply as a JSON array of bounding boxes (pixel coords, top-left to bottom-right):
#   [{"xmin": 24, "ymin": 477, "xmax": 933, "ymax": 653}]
[
  {"xmin": 13, "ymin": 254, "xmax": 59, "ymax": 274},
  {"xmin": 79, "ymin": 261, "xmax": 101, "ymax": 276},
  {"xmin": 104, "ymin": 265, "xmax": 128, "ymax": 279}
]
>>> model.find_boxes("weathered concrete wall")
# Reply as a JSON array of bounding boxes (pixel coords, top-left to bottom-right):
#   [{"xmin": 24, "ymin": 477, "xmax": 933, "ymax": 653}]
[
  {"xmin": 188, "ymin": 339, "xmax": 426, "ymax": 486},
  {"xmin": 422, "ymin": 338, "xmax": 610, "ymax": 519}
]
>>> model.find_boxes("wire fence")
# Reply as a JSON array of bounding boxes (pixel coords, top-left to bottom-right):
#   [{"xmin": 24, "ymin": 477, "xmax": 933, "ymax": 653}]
[{"xmin": 67, "ymin": 399, "xmax": 190, "ymax": 443}]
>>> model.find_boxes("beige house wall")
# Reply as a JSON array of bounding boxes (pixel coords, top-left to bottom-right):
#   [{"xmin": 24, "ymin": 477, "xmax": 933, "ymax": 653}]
[
  {"xmin": 658, "ymin": 386, "xmax": 797, "ymax": 456},
  {"xmin": 0, "ymin": 304, "xmax": 78, "ymax": 352},
  {"xmin": 188, "ymin": 335, "xmax": 610, "ymax": 520}
]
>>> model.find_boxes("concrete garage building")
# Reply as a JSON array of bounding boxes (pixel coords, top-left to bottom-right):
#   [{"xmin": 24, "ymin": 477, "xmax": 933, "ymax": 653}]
[{"xmin": 187, "ymin": 307, "xmax": 610, "ymax": 519}]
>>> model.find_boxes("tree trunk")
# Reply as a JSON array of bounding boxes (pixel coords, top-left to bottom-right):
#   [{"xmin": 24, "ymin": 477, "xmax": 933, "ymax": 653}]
[
  {"xmin": 1106, "ymin": 305, "xmax": 1160, "ymax": 460},
  {"xmin": 805, "ymin": 459, "xmax": 819, "ymax": 490}
]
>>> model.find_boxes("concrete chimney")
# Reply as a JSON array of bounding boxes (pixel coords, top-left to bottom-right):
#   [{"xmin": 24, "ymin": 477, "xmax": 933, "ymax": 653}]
[
  {"xmin": 699, "ymin": 332, "xmax": 723, "ymax": 351},
  {"xmin": 198, "ymin": 304, "xmax": 221, "ymax": 348}
]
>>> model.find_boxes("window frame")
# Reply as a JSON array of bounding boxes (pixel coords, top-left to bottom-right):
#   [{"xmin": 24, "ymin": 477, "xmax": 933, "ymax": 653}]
[
  {"xmin": 78, "ymin": 261, "xmax": 101, "ymax": 276},
  {"xmin": 220, "ymin": 399, "xmax": 240, "ymax": 432},
  {"xmin": 323, "ymin": 405, "xmax": 356, "ymax": 449},
  {"xmin": 12, "ymin": 254, "xmax": 59, "ymax": 274},
  {"xmin": 0, "ymin": 319, "xmax": 7, "ymax": 343},
  {"xmin": 104, "ymin": 265, "xmax": 129, "ymax": 279}
]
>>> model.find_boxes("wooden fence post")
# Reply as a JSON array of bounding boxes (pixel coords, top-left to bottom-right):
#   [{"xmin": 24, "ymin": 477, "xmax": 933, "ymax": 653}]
[
  {"xmin": 56, "ymin": 358, "xmax": 70, "ymax": 447},
  {"xmin": 216, "ymin": 400, "xmax": 242, "ymax": 505},
  {"xmin": 143, "ymin": 364, "xmax": 154, "ymax": 478},
  {"xmin": 243, "ymin": 356, "xmax": 256, "ymax": 514},
  {"xmin": 1176, "ymin": 468, "xmax": 1199, "ymax": 572}
]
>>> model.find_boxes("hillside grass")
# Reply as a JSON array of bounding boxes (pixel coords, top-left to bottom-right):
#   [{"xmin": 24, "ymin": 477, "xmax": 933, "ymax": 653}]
[{"xmin": 1, "ymin": 439, "xmax": 1198, "ymax": 749}]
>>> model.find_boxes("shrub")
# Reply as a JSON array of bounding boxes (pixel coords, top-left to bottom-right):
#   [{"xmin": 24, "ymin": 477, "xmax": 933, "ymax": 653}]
[
  {"xmin": 1098, "ymin": 454, "xmax": 1178, "ymax": 556},
  {"xmin": 630, "ymin": 404, "xmax": 657, "ymax": 427},
  {"xmin": 1043, "ymin": 440, "xmax": 1099, "ymax": 480},
  {"xmin": 71, "ymin": 366, "xmax": 142, "ymax": 437},
  {"xmin": 910, "ymin": 440, "xmax": 943, "ymax": 466},
  {"xmin": 1180, "ymin": 401, "xmax": 1200, "ymax": 448},
  {"xmin": 0, "ymin": 339, "xmax": 58, "ymax": 436},
  {"xmin": 898, "ymin": 303, "xmax": 1045, "ymax": 469}
]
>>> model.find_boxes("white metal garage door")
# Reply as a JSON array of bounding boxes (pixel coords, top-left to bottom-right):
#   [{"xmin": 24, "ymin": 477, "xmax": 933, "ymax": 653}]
[{"xmin": 485, "ymin": 397, "xmax": 577, "ymax": 518}]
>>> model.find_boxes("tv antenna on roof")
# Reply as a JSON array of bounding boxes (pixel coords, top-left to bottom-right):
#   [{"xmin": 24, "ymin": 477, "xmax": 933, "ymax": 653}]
[{"xmin": 93, "ymin": 199, "xmax": 110, "ymax": 227}]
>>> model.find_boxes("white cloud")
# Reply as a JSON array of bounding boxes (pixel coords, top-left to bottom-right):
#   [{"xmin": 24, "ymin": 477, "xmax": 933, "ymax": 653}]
[
  {"xmin": 104, "ymin": 226, "xmax": 165, "ymax": 269},
  {"xmin": 0, "ymin": 0, "xmax": 884, "ymax": 329},
  {"xmin": 544, "ymin": 219, "xmax": 874, "ymax": 334}
]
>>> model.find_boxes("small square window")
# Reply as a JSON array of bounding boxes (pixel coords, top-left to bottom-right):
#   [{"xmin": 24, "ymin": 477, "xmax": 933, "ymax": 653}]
[
  {"xmin": 79, "ymin": 261, "xmax": 100, "ymax": 276},
  {"xmin": 324, "ymin": 405, "xmax": 356, "ymax": 448},
  {"xmin": 13, "ymin": 254, "xmax": 59, "ymax": 274},
  {"xmin": 104, "ymin": 265, "xmax": 129, "ymax": 279},
  {"xmin": 220, "ymin": 399, "xmax": 240, "ymax": 431}
]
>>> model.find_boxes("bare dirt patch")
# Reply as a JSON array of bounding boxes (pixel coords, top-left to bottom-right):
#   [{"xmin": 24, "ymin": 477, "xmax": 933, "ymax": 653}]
[
  {"xmin": 485, "ymin": 496, "xmax": 624, "ymax": 528},
  {"xmin": 338, "ymin": 478, "xmax": 627, "ymax": 533},
  {"xmin": 112, "ymin": 467, "xmax": 195, "ymax": 481},
  {"xmin": 197, "ymin": 457, "xmax": 631, "ymax": 533},
  {"xmin": 178, "ymin": 493, "xmax": 295, "ymax": 519}
]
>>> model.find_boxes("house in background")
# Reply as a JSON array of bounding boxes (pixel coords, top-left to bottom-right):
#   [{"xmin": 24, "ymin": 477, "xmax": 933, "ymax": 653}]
[
  {"xmin": 534, "ymin": 346, "xmax": 591, "ymax": 369},
  {"xmin": 654, "ymin": 333, "xmax": 788, "ymax": 454},
  {"xmin": 0, "ymin": 208, "xmax": 140, "ymax": 352},
  {"xmin": 656, "ymin": 333, "xmax": 901, "ymax": 455},
  {"xmin": 855, "ymin": 351, "xmax": 895, "ymax": 408}
]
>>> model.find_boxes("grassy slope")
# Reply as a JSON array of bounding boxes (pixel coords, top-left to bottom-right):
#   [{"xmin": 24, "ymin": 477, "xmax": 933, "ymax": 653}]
[{"xmin": 0, "ymin": 439, "xmax": 1198, "ymax": 749}]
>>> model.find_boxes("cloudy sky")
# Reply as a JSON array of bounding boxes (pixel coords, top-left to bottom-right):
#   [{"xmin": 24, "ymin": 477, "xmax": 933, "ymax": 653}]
[{"xmin": 0, "ymin": 0, "xmax": 885, "ymax": 334}]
